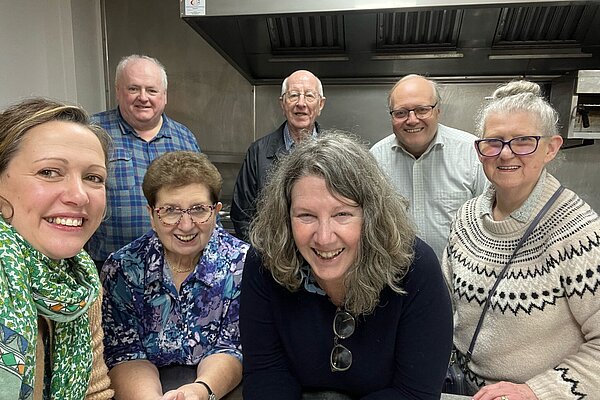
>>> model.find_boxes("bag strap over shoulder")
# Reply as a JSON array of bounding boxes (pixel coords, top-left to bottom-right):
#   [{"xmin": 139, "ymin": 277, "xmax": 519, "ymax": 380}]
[{"xmin": 464, "ymin": 185, "xmax": 565, "ymax": 362}]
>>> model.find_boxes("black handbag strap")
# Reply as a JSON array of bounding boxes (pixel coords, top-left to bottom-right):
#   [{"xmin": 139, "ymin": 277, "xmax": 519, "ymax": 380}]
[{"xmin": 464, "ymin": 185, "xmax": 565, "ymax": 362}]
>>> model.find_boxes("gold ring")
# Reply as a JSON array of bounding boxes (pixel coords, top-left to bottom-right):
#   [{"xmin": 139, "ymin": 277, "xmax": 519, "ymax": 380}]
[{"xmin": 501, "ymin": 396, "xmax": 509, "ymax": 400}]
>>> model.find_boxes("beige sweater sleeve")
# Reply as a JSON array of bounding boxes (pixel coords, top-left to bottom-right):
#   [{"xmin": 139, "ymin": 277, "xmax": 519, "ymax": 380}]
[{"xmin": 86, "ymin": 291, "xmax": 114, "ymax": 400}]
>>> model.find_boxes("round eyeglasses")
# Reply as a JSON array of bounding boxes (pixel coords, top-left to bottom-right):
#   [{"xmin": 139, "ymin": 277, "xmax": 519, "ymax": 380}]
[
  {"xmin": 154, "ymin": 204, "xmax": 216, "ymax": 225},
  {"xmin": 282, "ymin": 91, "xmax": 320, "ymax": 104},
  {"xmin": 475, "ymin": 135, "xmax": 542, "ymax": 157},
  {"xmin": 330, "ymin": 309, "xmax": 355, "ymax": 372},
  {"xmin": 389, "ymin": 103, "xmax": 437, "ymax": 120}
]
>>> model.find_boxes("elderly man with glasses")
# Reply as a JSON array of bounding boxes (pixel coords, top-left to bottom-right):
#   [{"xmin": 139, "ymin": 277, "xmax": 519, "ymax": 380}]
[
  {"xmin": 370, "ymin": 74, "xmax": 487, "ymax": 260},
  {"xmin": 231, "ymin": 70, "xmax": 326, "ymax": 241}
]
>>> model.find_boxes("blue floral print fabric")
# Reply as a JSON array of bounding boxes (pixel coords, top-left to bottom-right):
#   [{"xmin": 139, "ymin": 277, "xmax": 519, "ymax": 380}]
[{"xmin": 101, "ymin": 226, "xmax": 248, "ymax": 368}]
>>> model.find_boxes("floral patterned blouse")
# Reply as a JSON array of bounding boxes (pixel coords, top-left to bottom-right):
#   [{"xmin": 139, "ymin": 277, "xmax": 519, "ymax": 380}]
[{"xmin": 101, "ymin": 226, "xmax": 249, "ymax": 368}]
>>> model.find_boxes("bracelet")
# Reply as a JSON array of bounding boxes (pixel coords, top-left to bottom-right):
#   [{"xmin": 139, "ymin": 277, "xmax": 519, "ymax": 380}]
[{"xmin": 194, "ymin": 380, "xmax": 216, "ymax": 400}]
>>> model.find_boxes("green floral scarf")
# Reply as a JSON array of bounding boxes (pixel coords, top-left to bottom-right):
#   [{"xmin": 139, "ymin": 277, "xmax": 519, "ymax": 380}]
[{"xmin": 0, "ymin": 218, "xmax": 99, "ymax": 399}]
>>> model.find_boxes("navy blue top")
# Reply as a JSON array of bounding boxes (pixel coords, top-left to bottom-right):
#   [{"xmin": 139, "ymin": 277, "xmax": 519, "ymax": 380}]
[{"xmin": 240, "ymin": 238, "xmax": 453, "ymax": 399}]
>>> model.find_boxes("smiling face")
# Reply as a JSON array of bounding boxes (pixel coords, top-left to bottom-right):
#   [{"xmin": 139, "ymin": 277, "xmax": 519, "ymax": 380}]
[
  {"xmin": 0, "ymin": 121, "xmax": 107, "ymax": 260},
  {"xmin": 116, "ymin": 58, "xmax": 167, "ymax": 132},
  {"xmin": 481, "ymin": 111, "xmax": 562, "ymax": 203},
  {"xmin": 389, "ymin": 76, "xmax": 440, "ymax": 158},
  {"xmin": 290, "ymin": 175, "xmax": 363, "ymax": 298},
  {"xmin": 149, "ymin": 183, "xmax": 221, "ymax": 264},
  {"xmin": 279, "ymin": 70, "xmax": 326, "ymax": 141}
]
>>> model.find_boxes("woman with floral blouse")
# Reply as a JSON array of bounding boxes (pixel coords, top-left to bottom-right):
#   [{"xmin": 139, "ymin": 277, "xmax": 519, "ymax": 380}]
[{"xmin": 101, "ymin": 151, "xmax": 249, "ymax": 400}]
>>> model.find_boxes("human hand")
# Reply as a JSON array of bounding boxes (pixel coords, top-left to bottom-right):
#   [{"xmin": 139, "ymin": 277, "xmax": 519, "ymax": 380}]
[
  {"xmin": 160, "ymin": 383, "xmax": 207, "ymax": 400},
  {"xmin": 473, "ymin": 381, "xmax": 538, "ymax": 400},
  {"xmin": 160, "ymin": 391, "xmax": 185, "ymax": 400}
]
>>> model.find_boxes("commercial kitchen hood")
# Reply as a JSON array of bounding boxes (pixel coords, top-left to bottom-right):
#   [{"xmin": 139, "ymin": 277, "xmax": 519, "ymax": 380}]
[{"xmin": 181, "ymin": 0, "xmax": 600, "ymax": 84}]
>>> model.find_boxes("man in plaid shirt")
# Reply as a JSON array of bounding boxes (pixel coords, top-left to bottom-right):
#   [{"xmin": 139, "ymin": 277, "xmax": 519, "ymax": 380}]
[{"xmin": 87, "ymin": 54, "xmax": 200, "ymax": 269}]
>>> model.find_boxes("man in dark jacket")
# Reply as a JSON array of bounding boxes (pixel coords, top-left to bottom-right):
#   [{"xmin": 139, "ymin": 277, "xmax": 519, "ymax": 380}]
[{"xmin": 231, "ymin": 70, "xmax": 326, "ymax": 240}]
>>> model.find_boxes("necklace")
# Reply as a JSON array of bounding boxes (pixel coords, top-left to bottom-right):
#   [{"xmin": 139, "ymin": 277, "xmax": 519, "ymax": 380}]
[{"xmin": 165, "ymin": 253, "xmax": 194, "ymax": 274}]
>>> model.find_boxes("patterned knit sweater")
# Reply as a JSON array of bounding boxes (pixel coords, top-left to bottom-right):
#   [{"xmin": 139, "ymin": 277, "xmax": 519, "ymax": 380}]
[
  {"xmin": 442, "ymin": 173, "xmax": 600, "ymax": 400},
  {"xmin": 34, "ymin": 292, "xmax": 114, "ymax": 400}
]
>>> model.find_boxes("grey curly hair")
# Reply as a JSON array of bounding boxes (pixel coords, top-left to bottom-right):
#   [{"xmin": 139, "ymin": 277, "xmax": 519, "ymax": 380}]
[{"xmin": 249, "ymin": 131, "xmax": 416, "ymax": 316}]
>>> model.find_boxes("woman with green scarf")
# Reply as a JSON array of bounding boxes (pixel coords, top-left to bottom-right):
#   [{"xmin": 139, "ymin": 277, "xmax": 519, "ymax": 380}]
[{"xmin": 0, "ymin": 98, "xmax": 113, "ymax": 399}]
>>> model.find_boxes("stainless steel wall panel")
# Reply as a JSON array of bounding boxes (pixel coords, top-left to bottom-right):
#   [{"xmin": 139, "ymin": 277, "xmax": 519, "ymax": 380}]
[{"xmin": 103, "ymin": 0, "xmax": 600, "ymax": 214}]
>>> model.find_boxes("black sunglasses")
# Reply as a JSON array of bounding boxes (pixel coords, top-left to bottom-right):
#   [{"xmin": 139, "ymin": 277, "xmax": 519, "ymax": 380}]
[{"xmin": 330, "ymin": 309, "xmax": 355, "ymax": 372}]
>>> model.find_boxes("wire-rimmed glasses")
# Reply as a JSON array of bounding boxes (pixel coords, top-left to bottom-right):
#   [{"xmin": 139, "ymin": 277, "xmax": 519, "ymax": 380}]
[
  {"xmin": 330, "ymin": 309, "xmax": 355, "ymax": 372},
  {"xmin": 389, "ymin": 103, "xmax": 438, "ymax": 120},
  {"xmin": 475, "ymin": 135, "xmax": 543, "ymax": 157},
  {"xmin": 282, "ymin": 91, "xmax": 320, "ymax": 104},
  {"xmin": 154, "ymin": 204, "xmax": 216, "ymax": 225}
]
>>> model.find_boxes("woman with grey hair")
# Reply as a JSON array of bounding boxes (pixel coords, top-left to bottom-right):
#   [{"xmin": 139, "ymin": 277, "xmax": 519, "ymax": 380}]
[
  {"xmin": 442, "ymin": 80, "xmax": 600, "ymax": 399},
  {"xmin": 240, "ymin": 131, "xmax": 453, "ymax": 399}
]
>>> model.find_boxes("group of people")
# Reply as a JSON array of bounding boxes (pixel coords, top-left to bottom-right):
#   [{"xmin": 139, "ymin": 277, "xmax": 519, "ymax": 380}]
[{"xmin": 0, "ymin": 52, "xmax": 598, "ymax": 400}]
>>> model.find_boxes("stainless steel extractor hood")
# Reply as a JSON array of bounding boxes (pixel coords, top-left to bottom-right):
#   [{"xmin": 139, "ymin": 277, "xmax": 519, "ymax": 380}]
[{"xmin": 181, "ymin": 0, "xmax": 600, "ymax": 83}]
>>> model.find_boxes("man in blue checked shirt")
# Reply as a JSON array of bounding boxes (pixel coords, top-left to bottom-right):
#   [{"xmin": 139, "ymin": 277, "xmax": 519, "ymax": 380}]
[{"xmin": 86, "ymin": 54, "xmax": 201, "ymax": 269}]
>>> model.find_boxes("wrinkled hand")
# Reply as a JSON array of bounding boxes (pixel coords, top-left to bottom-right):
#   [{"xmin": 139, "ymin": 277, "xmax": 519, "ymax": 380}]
[
  {"xmin": 473, "ymin": 381, "xmax": 538, "ymax": 400},
  {"xmin": 160, "ymin": 391, "xmax": 185, "ymax": 400},
  {"xmin": 160, "ymin": 383, "xmax": 208, "ymax": 400}
]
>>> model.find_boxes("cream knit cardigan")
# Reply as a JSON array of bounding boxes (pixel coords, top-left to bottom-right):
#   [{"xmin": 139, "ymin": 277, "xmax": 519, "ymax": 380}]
[
  {"xmin": 34, "ymin": 291, "xmax": 113, "ymax": 399},
  {"xmin": 442, "ymin": 173, "xmax": 600, "ymax": 400}
]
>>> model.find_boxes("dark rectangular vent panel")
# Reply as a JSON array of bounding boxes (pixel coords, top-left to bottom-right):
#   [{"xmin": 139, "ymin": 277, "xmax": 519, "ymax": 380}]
[
  {"xmin": 377, "ymin": 9, "xmax": 463, "ymax": 51},
  {"xmin": 267, "ymin": 15, "xmax": 345, "ymax": 54},
  {"xmin": 494, "ymin": 4, "xmax": 598, "ymax": 47}
]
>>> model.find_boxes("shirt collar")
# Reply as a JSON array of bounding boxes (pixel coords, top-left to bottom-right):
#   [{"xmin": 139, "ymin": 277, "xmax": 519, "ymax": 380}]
[
  {"xmin": 117, "ymin": 107, "xmax": 169, "ymax": 139},
  {"xmin": 390, "ymin": 127, "xmax": 442, "ymax": 158},
  {"xmin": 283, "ymin": 123, "xmax": 318, "ymax": 152},
  {"xmin": 479, "ymin": 169, "xmax": 548, "ymax": 223},
  {"xmin": 147, "ymin": 227, "xmax": 222, "ymax": 288},
  {"xmin": 299, "ymin": 263, "xmax": 327, "ymax": 296}
]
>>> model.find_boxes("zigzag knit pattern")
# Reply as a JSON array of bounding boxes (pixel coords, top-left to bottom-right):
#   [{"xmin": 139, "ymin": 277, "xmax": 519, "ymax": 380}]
[
  {"xmin": 443, "ymin": 174, "xmax": 600, "ymax": 399},
  {"xmin": 555, "ymin": 367, "xmax": 586, "ymax": 399}
]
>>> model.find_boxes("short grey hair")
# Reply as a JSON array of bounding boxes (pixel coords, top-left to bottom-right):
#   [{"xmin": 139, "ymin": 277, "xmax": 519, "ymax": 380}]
[
  {"xmin": 387, "ymin": 74, "xmax": 441, "ymax": 110},
  {"xmin": 249, "ymin": 130, "xmax": 416, "ymax": 316},
  {"xmin": 280, "ymin": 70, "xmax": 324, "ymax": 96},
  {"xmin": 476, "ymin": 80, "xmax": 559, "ymax": 138},
  {"xmin": 115, "ymin": 54, "xmax": 168, "ymax": 91}
]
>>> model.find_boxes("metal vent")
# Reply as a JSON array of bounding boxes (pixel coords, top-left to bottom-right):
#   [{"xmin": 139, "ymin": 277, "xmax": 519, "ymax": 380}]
[
  {"xmin": 494, "ymin": 4, "xmax": 598, "ymax": 48},
  {"xmin": 266, "ymin": 15, "xmax": 345, "ymax": 54},
  {"xmin": 377, "ymin": 9, "xmax": 463, "ymax": 51}
]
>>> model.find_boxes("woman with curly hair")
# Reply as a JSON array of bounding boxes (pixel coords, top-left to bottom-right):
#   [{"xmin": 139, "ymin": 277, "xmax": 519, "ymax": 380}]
[{"xmin": 240, "ymin": 131, "xmax": 452, "ymax": 399}]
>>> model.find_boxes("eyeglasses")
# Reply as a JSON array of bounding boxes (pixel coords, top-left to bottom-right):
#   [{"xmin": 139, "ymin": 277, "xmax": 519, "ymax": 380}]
[
  {"xmin": 283, "ymin": 91, "xmax": 320, "ymax": 104},
  {"xmin": 475, "ymin": 135, "xmax": 543, "ymax": 157},
  {"xmin": 154, "ymin": 204, "xmax": 216, "ymax": 225},
  {"xmin": 330, "ymin": 309, "xmax": 355, "ymax": 372},
  {"xmin": 389, "ymin": 103, "xmax": 438, "ymax": 120}
]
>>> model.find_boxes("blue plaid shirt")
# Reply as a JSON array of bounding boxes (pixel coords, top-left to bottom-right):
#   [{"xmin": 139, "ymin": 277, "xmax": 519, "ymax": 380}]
[{"xmin": 86, "ymin": 108, "xmax": 201, "ymax": 261}]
